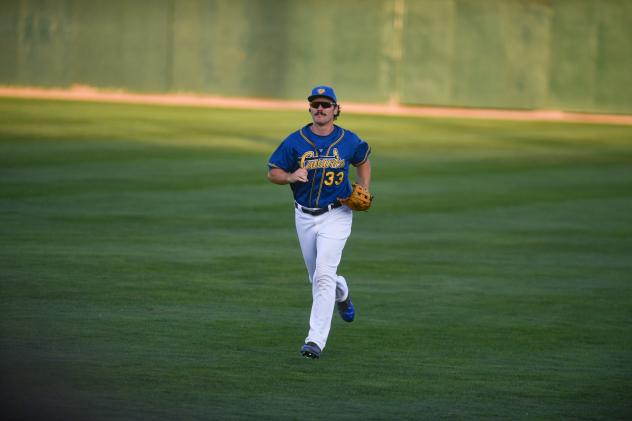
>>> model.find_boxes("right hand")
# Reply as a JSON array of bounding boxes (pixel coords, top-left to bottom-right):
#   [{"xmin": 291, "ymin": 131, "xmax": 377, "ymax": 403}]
[{"xmin": 288, "ymin": 168, "xmax": 308, "ymax": 183}]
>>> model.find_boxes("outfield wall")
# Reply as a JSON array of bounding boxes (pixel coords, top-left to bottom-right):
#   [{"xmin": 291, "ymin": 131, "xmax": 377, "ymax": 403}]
[{"xmin": 1, "ymin": 0, "xmax": 631, "ymax": 114}]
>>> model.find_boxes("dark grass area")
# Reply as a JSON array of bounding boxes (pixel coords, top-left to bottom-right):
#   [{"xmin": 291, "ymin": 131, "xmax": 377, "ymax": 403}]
[{"xmin": 1, "ymin": 98, "xmax": 631, "ymax": 419}]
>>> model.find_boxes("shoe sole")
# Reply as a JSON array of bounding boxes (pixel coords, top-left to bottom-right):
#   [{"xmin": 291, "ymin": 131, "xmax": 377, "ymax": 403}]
[{"xmin": 301, "ymin": 350, "xmax": 320, "ymax": 359}]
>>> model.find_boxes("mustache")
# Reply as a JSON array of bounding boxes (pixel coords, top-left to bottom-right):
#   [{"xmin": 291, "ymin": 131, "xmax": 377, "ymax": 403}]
[{"xmin": 315, "ymin": 110, "xmax": 326, "ymax": 115}]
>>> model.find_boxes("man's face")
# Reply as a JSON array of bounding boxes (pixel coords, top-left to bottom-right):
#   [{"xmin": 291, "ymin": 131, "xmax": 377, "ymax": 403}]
[{"xmin": 309, "ymin": 97, "xmax": 337, "ymax": 125}]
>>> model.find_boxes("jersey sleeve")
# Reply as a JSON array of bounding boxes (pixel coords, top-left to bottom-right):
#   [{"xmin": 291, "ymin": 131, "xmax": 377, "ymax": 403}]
[
  {"xmin": 350, "ymin": 135, "xmax": 371, "ymax": 166},
  {"xmin": 267, "ymin": 137, "xmax": 295, "ymax": 172}
]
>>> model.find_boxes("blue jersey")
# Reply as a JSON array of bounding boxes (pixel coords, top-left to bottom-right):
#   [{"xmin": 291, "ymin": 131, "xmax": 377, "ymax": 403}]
[{"xmin": 268, "ymin": 124, "xmax": 371, "ymax": 208}]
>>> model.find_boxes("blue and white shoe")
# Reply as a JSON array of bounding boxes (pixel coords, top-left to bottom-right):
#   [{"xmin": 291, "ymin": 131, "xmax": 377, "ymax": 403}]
[
  {"xmin": 337, "ymin": 296, "xmax": 355, "ymax": 322},
  {"xmin": 301, "ymin": 342, "xmax": 321, "ymax": 359}
]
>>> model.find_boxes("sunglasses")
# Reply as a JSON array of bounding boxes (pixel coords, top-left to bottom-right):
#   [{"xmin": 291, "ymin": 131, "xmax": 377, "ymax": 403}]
[{"xmin": 310, "ymin": 101, "xmax": 336, "ymax": 109}]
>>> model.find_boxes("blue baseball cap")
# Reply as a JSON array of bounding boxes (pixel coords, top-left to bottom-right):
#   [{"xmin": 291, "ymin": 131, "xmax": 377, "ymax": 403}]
[{"xmin": 308, "ymin": 85, "xmax": 337, "ymax": 103}]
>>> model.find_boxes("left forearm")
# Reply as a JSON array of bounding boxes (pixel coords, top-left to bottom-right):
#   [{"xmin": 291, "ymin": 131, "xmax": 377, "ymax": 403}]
[{"xmin": 355, "ymin": 159, "xmax": 371, "ymax": 190}]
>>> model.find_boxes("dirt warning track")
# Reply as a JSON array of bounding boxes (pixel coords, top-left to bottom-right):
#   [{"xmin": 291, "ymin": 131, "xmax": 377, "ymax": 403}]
[{"xmin": 2, "ymin": 85, "xmax": 631, "ymax": 126}]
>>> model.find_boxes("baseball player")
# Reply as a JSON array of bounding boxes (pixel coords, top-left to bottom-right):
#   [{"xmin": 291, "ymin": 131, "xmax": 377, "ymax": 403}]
[{"xmin": 267, "ymin": 86, "xmax": 373, "ymax": 359}]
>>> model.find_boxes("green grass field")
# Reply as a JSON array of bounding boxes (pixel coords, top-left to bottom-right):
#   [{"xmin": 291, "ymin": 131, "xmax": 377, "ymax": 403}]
[{"xmin": 1, "ymin": 98, "xmax": 631, "ymax": 420}]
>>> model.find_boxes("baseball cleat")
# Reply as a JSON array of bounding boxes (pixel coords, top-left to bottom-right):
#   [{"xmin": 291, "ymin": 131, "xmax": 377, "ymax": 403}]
[
  {"xmin": 300, "ymin": 342, "xmax": 321, "ymax": 359},
  {"xmin": 337, "ymin": 296, "xmax": 355, "ymax": 322}
]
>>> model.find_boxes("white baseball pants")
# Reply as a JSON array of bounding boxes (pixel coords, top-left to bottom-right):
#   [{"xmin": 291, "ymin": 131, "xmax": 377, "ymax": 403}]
[{"xmin": 295, "ymin": 205, "xmax": 352, "ymax": 351}]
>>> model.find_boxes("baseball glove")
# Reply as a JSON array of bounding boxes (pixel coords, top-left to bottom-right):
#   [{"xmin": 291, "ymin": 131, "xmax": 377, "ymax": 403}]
[{"xmin": 339, "ymin": 183, "xmax": 373, "ymax": 211}]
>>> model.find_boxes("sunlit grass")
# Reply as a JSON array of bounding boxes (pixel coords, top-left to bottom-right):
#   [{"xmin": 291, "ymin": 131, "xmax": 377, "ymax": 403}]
[{"xmin": 1, "ymin": 98, "xmax": 631, "ymax": 419}]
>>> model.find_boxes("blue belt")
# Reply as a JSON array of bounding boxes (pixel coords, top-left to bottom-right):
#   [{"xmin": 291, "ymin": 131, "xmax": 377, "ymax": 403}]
[{"xmin": 295, "ymin": 201, "xmax": 342, "ymax": 216}]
